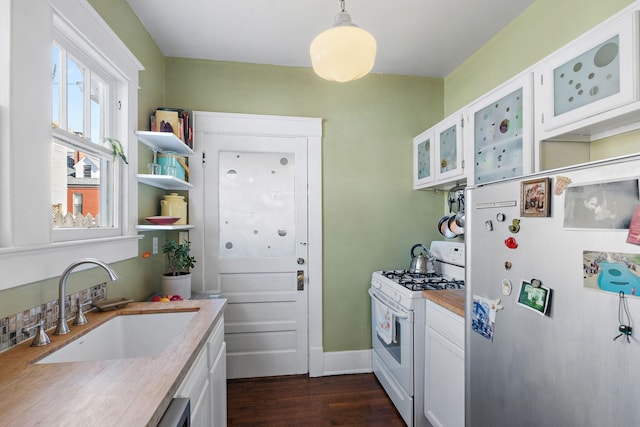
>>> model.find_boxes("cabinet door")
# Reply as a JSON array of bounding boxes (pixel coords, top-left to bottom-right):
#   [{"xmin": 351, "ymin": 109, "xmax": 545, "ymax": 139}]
[
  {"xmin": 191, "ymin": 380, "xmax": 212, "ymax": 427},
  {"xmin": 210, "ymin": 342, "xmax": 227, "ymax": 427},
  {"xmin": 535, "ymin": 12, "xmax": 639, "ymax": 133},
  {"xmin": 413, "ymin": 129, "xmax": 436, "ymax": 189},
  {"xmin": 465, "ymin": 73, "xmax": 533, "ymax": 185},
  {"xmin": 433, "ymin": 114, "xmax": 464, "ymax": 183},
  {"xmin": 207, "ymin": 317, "xmax": 227, "ymax": 427},
  {"xmin": 176, "ymin": 347, "xmax": 211, "ymax": 427},
  {"xmin": 424, "ymin": 327, "xmax": 464, "ymax": 427}
]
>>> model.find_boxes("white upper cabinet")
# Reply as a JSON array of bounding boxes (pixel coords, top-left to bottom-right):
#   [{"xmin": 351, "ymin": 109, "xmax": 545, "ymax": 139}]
[
  {"xmin": 535, "ymin": 11, "xmax": 640, "ymax": 136},
  {"xmin": 412, "ymin": 4, "xmax": 640, "ymax": 189},
  {"xmin": 413, "ymin": 129, "xmax": 436, "ymax": 188},
  {"xmin": 465, "ymin": 73, "xmax": 534, "ymax": 186},
  {"xmin": 434, "ymin": 113, "xmax": 465, "ymax": 184},
  {"xmin": 413, "ymin": 113, "xmax": 464, "ymax": 189}
]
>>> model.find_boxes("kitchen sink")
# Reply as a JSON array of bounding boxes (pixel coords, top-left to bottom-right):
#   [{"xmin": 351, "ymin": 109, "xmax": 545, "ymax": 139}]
[{"xmin": 37, "ymin": 311, "xmax": 197, "ymax": 364}]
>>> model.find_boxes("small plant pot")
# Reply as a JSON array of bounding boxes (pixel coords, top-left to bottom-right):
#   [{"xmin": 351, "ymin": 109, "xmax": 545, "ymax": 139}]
[{"xmin": 161, "ymin": 272, "xmax": 192, "ymax": 300}]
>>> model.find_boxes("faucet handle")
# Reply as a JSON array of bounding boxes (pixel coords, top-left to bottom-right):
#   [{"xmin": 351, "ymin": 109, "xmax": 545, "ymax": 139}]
[
  {"xmin": 22, "ymin": 320, "xmax": 51, "ymax": 347},
  {"xmin": 73, "ymin": 300, "xmax": 93, "ymax": 326}
]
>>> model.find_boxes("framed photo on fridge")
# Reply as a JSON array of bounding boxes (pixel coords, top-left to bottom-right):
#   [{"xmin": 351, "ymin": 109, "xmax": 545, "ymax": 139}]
[
  {"xmin": 517, "ymin": 280, "xmax": 551, "ymax": 316},
  {"xmin": 521, "ymin": 177, "xmax": 551, "ymax": 217}
]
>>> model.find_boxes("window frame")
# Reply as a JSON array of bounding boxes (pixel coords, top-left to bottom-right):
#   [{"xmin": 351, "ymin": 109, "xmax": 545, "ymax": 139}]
[{"xmin": 0, "ymin": 0, "xmax": 142, "ymax": 291}]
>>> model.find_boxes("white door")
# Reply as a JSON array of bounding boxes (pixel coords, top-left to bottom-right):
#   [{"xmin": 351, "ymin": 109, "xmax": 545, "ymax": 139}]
[{"xmin": 201, "ymin": 133, "xmax": 309, "ymax": 378}]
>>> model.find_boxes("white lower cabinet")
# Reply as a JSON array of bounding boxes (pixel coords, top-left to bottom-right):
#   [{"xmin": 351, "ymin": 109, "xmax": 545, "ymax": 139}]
[
  {"xmin": 424, "ymin": 301, "xmax": 464, "ymax": 427},
  {"xmin": 176, "ymin": 315, "xmax": 226, "ymax": 427}
]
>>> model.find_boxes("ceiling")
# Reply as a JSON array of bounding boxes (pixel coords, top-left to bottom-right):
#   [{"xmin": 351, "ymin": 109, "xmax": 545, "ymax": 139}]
[{"xmin": 126, "ymin": 0, "xmax": 535, "ymax": 78}]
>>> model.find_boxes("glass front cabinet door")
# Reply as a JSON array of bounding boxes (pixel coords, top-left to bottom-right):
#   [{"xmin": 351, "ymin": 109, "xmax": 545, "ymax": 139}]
[
  {"xmin": 413, "ymin": 129, "xmax": 436, "ymax": 188},
  {"xmin": 433, "ymin": 113, "xmax": 464, "ymax": 185},
  {"xmin": 465, "ymin": 73, "xmax": 533, "ymax": 185},
  {"xmin": 535, "ymin": 11, "xmax": 639, "ymax": 134},
  {"xmin": 413, "ymin": 113, "xmax": 464, "ymax": 189}
]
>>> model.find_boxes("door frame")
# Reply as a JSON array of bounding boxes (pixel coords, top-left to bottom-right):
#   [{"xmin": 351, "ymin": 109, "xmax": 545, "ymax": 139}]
[{"xmin": 190, "ymin": 111, "xmax": 324, "ymax": 377}]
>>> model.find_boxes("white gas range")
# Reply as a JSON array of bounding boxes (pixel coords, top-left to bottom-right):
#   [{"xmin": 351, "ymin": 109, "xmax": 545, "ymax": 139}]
[{"xmin": 369, "ymin": 241, "xmax": 465, "ymax": 427}]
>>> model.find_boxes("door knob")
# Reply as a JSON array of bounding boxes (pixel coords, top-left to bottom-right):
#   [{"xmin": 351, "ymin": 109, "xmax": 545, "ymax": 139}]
[{"xmin": 297, "ymin": 270, "xmax": 304, "ymax": 291}]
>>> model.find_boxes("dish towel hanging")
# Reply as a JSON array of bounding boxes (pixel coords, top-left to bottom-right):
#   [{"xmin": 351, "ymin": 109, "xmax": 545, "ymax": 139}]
[{"xmin": 374, "ymin": 298, "xmax": 395, "ymax": 345}]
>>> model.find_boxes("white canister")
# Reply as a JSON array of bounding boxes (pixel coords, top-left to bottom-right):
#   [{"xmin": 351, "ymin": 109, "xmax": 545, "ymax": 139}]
[{"xmin": 160, "ymin": 193, "xmax": 187, "ymax": 224}]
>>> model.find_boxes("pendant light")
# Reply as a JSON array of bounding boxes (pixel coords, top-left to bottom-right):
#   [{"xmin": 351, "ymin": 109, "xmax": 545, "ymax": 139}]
[{"xmin": 310, "ymin": 0, "xmax": 377, "ymax": 82}]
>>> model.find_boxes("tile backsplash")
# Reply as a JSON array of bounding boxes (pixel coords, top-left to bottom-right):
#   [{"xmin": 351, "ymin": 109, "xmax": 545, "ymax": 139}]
[{"xmin": 0, "ymin": 283, "xmax": 107, "ymax": 352}]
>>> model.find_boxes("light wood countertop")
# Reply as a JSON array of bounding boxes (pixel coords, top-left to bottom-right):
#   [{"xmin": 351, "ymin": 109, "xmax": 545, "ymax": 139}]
[
  {"xmin": 0, "ymin": 299, "xmax": 225, "ymax": 427},
  {"xmin": 422, "ymin": 289, "xmax": 465, "ymax": 317}
]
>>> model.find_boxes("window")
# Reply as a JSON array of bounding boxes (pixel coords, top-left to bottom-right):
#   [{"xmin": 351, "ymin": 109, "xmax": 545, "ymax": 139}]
[
  {"xmin": 51, "ymin": 36, "xmax": 117, "ymax": 233},
  {"xmin": 73, "ymin": 193, "xmax": 83, "ymax": 216},
  {"xmin": 0, "ymin": 0, "xmax": 143, "ymax": 292}
]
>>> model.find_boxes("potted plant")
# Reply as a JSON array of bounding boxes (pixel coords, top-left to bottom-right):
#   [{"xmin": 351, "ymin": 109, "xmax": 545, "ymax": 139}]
[{"xmin": 161, "ymin": 239, "xmax": 196, "ymax": 299}]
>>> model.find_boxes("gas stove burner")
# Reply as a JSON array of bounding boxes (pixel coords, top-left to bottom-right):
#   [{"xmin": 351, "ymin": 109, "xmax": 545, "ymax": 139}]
[
  {"xmin": 379, "ymin": 269, "xmax": 465, "ymax": 291},
  {"xmin": 381, "ymin": 270, "xmax": 441, "ymax": 281},
  {"xmin": 397, "ymin": 280, "xmax": 465, "ymax": 291}
]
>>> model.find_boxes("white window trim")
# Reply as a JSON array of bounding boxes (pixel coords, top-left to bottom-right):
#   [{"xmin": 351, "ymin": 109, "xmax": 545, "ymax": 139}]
[{"xmin": 0, "ymin": 0, "xmax": 143, "ymax": 291}]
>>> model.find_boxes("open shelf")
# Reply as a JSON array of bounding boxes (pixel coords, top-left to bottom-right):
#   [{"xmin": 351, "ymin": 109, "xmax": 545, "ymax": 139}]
[
  {"xmin": 135, "ymin": 224, "xmax": 195, "ymax": 231},
  {"xmin": 136, "ymin": 174, "xmax": 194, "ymax": 190},
  {"xmin": 135, "ymin": 131, "xmax": 194, "ymax": 155}
]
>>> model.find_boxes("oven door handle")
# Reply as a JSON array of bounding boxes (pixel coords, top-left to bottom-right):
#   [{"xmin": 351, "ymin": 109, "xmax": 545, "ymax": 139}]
[{"xmin": 368, "ymin": 288, "xmax": 410, "ymax": 319}]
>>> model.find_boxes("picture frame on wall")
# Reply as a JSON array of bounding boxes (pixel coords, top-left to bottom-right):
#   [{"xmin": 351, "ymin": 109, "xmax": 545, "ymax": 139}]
[{"xmin": 521, "ymin": 177, "xmax": 551, "ymax": 217}]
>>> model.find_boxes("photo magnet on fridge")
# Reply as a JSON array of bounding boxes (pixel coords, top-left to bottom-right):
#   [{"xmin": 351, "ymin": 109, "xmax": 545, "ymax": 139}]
[
  {"xmin": 626, "ymin": 205, "xmax": 640, "ymax": 245},
  {"xmin": 563, "ymin": 179, "xmax": 639, "ymax": 229},
  {"xmin": 517, "ymin": 280, "xmax": 551, "ymax": 316},
  {"xmin": 583, "ymin": 251, "xmax": 640, "ymax": 296}
]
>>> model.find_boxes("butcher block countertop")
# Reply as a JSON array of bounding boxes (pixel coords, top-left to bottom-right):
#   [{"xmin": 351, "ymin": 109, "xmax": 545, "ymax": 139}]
[
  {"xmin": 0, "ymin": 299, "xmax": 225, "ymax": 427},
  {"xmin": 422, "ymin": 289, "xmax": 465, "ymax": 317}
]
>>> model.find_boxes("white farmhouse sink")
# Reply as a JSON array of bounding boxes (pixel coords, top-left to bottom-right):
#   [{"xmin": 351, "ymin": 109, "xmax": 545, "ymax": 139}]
[{"xmin": 37, "ymin": 311, "xmax": 197, "ymax": 364}]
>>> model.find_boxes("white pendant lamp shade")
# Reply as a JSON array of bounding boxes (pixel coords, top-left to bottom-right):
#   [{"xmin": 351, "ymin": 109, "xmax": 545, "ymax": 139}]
[{"xmin": 310, "ymin": 9, "xmax": 377, "ymax": 82}]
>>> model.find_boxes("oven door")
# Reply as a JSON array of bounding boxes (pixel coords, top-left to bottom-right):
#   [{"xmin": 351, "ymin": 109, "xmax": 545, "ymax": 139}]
[{"xmin": 369, "ymin": 288, "xmax": 414, "ymax": 394}]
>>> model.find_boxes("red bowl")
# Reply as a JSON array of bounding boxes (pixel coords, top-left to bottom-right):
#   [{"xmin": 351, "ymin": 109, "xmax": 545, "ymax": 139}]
[{"xmin": 145, "ymin": 216, "xmax": 180, "ymax": 225}]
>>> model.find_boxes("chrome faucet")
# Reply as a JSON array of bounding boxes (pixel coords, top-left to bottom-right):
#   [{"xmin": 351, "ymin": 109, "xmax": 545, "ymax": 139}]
[{"xmin": 54, "ymin": 258, "xmax": 120, "ymax": 335}]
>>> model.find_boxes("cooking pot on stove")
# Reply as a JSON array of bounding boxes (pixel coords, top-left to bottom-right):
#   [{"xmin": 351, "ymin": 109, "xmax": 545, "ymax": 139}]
[{"xmin": 409, "ymin": 243, "xmax": 436, "ymax": 274}]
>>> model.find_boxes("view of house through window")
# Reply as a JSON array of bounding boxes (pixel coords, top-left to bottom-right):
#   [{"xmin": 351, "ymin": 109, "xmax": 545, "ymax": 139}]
[{"xmin": 51, "ymin": 41, "xmax": 115, "ymax": 230}]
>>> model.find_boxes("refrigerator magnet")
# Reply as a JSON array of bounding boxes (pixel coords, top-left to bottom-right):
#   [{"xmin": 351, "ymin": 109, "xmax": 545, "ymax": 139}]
[
  {"xmin": 504, "ymin": 261, "xmax": 512, "ymax": 270},
  {"xmin": 517, "ymin": 280, "xmax": 551, "ymax": 316},
  {"xmin": 496, "ymin": 213, "xmax": 506, "ymax": 222},
  {"xmin": 530, "ymin": 278, "xmax": 541, "ymax": 288},
  {"xmin": 553, "ymin": 175, "xmax": 572, "ymax": 195},
  {"xmin": 485, "ymin": 220, "xmax": 493, "ymax": 231},
  {"xmin": 502, "ymin": 279, "xmax": 512, "ymax": 295},
  {"xmin": 505, "ymin": 237, "xmax": 518, "ymax": 249},
  {"xmin": 508, "ymin": 218, "xmax": 521, "ymax": 233},
  {"xmin": 471, "ymin": 295, "xmax": 498, "ymax": 340}
]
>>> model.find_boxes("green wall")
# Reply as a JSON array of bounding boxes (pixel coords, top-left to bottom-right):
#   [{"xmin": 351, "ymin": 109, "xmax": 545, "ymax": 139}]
[
  {"xmin": 444, "ymin": 0, "xmax": 635, "ymax": 114},
  {"xmin": 164, "ymin": 59, "xmax": 445, "ymax": 351},
  {"xmin": 0, "ymin": 0, "xmax": 166, "ymax": 319}
]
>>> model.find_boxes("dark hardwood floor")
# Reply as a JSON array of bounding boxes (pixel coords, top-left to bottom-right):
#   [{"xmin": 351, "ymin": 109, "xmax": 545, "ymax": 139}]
[{"xmin": 227, "ymin": 373, "xmax": 406, "ymax": 426}]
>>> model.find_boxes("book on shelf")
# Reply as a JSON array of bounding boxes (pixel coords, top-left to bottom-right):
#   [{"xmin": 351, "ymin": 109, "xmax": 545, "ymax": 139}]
[{"xmin": 151, "ymin": 108, "xmax": 193, "ymax": 149}]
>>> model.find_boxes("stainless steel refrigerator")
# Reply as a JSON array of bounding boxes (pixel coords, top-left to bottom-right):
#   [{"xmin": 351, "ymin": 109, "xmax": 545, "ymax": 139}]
[{"xmin": 465, "ymin": 154, "xmax": 640, "ymax": 427}]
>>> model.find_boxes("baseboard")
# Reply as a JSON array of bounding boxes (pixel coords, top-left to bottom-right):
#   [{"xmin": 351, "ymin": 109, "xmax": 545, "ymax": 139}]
[{"xmin": 319, "ymin": 349, "xmax": 373, "ymax": 377}]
